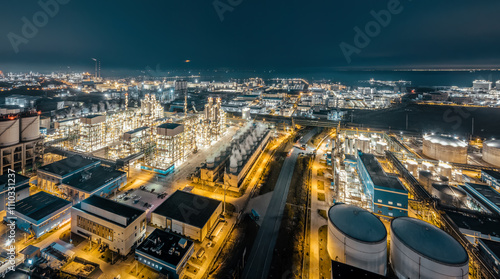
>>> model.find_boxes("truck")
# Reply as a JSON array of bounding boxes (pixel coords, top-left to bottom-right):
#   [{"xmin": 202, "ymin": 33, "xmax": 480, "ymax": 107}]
[{"xmin": 250, "ymin": 209, "xmax": 260, "ymax": 221}]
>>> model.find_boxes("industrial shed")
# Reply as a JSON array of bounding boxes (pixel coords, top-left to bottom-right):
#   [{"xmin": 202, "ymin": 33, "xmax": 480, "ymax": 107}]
[{"xmin": 151, "ymin": 190, "xmax": 222, "ymax": 241}]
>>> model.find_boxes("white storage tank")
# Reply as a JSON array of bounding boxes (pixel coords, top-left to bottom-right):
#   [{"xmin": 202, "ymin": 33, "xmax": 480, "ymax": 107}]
[
  {"xmin": 327, "ymin": 203, "xmax": 387, "ymax": 275},
  {"xmin": 423, "ymin": 135, "xmax": 468, "ymax": 164},
  {"xmin": 482, "ymin": 140, "xmax": 500, "ymax": 167},
  {"xmin": 357, "ymin": 135, "xmax": 371, "ymax": 153},
  {"xmin": 406, "ymin": 160, "xmax": 418, "ymax": 176},
  {"xmin": 0, "ymin": 118, "xmax": 20, "ymax": 147},
  {"xmin": 439, "ymin": 162, "xmax": 453, "ymax": 178},
  {"xmin": 375, "ymin": 141, "xmax": 387, "ymax": 155},
  {"xmin": 390, "ymin": 217, "xmax": 469, "ymax": 279},
  {"xmin": 20, "ymin": 115, "xmax": 40, "ymax": 141}
]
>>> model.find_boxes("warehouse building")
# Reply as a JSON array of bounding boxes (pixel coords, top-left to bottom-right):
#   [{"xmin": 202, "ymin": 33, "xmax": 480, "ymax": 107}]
[
  {"xmin": 36, "ymin": 155, "xmax": 100, "ymax": 198},
  {"xmin": 9, "ymin": 191, "xmax": 71, "ymax": 238},
  {"xmin": 151, "ymin": 190, "xmax": 222, "ymax": 241},
  {"xmin": 0, "ymin": 173, "xmax": 30, "ymax": 213},
  {"xmin": 461, "ymin": 182, "xmax": 500, "ymax": 216},
  {"xmin": 71, "ymin": 195, "xmax": 147, "ymax": 255},
  {"xmin": 61, "ymin": 166, "xmax": 126, "ymax": 203},
  {"xmin": 135, "ymin": 229, "xmax": 194, "ymax": 279},
  {"xmin": 444, "ymin": 210, "xmax": 500, "ymax": 243},
  {"xmin": 477, "ymin": 239, "xmax": 500, "ymax": 277},
  {"xmin": 357, "ymin": 152, "xmax": 408, "ymax": 218}
]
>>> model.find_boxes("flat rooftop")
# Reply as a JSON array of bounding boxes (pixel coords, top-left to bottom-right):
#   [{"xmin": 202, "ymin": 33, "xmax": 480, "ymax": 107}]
[
  {"xmin": 82, "ymin": 114, "xmax": 104, "ymax": 119},
  {"xmin": 125, "ymin": 126, "xmax": 150, "ymax": 135},
  {"xmin": 153, "ymin": 190, "xmax": 221, "ymax": 228},
  {"xmin": 75, "ymin": 195, "xmax": 144, "ymax": 227},
  {"xmin": 15, "ymin": 192, "xmax": 71, "ymax": 222},
  {"xmin": 0, "ymin": 173, "xmax": 29, "ymax": 190},
  {"xmin": 479, "ymin": 239, "xmax": 500, "ymax": 262},
  {"xmin": 359, "ymin": 153, "xmax": 406, "ymax": 192},
  {"xmin": 63, "ymin": 166, "xmax": 125, "ymax": 194},
  {"xmin": 136, "ymin": 229, "xmax": 193, "ymax": 268},
  {"xmin": 38, "ymin": 155, "xmax": 99, "ymax": 177},
  {"xmin": 482, "ymin": 169, "xmax": 500, "ymax": 181},
  {"xmin": 158, "ymin": 123, "xmax": 181, "ymax": 130},
  {"xmin": 463, "ymin": 183, "xmax": 500, "ymax": 215},
  {"xmin": 444, "ymin": 210, "xmax": 500, "ymax": 238}
]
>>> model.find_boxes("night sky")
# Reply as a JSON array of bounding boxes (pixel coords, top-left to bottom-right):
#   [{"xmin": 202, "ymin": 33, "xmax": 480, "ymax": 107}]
[{"xmin": 1, "ymin": 0, "xmax": 500, "ymax": 73}]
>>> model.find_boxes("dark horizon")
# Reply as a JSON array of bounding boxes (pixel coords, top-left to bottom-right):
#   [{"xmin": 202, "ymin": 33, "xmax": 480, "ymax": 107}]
[{"xmin": 2, "ymin": 0, "xmax": 500, "ymax": 73}]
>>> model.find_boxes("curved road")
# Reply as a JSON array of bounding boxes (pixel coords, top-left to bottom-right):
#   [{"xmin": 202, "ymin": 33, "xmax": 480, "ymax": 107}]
[{"xmin": 242, "ymin": 129, "xmax": 317, "ymax": 279}]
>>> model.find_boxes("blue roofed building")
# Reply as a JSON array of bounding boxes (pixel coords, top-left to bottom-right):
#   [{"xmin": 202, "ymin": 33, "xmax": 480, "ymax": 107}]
[
  {"xmin": 356, "ymin": 151, "xmax": 408, "ymax": 218},
  {"xmin": 9, "ymin": 191, "xmax": 71, "ymax": 238},
  {"xmin": 37, "ymin": 155, "xmax": 100, "ymax": 196},
  {"xmin": 36, "ymin": 155, "xmax": 126, "ymax": 203}
]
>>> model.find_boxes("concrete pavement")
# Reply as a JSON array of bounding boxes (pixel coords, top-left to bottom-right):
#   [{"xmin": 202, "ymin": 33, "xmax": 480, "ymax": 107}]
[
  {"xmin": 242, "ymin": 129, "xmax": 316, "ymax": 279},
  {"xmin": 309, "ymin": 140, "xmax": 331, "ymax": 279}
]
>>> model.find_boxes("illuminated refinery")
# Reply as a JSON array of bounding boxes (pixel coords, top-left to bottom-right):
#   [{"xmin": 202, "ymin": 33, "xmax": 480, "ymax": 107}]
[{"xmin": 2, "ymin": 72, "xmax": 500, "ymax": 279}]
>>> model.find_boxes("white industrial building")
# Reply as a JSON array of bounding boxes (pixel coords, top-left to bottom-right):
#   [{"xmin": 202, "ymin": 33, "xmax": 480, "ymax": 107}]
[
  {"xmin": 473, "ymin": 80, "xmax": 492, "ymax": 92},
  {"xmin": 151, "ymin": 190, "xmax": 222, "ymax": 242},
  {"xmin": 71, "ymin": 195, "xmax": 147, "ymax": 255}
]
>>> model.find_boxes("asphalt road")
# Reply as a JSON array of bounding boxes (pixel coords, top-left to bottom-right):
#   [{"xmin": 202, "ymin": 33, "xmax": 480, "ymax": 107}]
[{"xmin": 242, "ymin": 129, "xmax": 316, "ymax": 279}]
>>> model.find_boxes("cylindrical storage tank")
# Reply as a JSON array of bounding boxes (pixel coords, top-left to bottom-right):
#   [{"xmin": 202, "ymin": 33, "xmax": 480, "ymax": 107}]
[
  {"xmin": 431, "ymin": 184, "xmax": 468, "ymax": 207},
  {"xmin": 406, "ymin": 160, "xmax": 418, "ymax": 176},
  {"xmin": 422, "ymin": 161, "xmax": 435, "ymax": 172},
  {"xmin": 483, "ymin": 140, "xmax": 500, "ymax": 167},
  {"xmin": 327, "ymin": 203, "xmax": 387, "ymax": 275},
  {"xmin": 0, "ymin": 118, "xmax": 20, "ymax": 147},
  {"xmin": 375, "ymin": 141, "xmax": 387, "ymax": 155},
  {"xmin": 344, "ymin": 138, "xmax": 351, "ymax": 155},
  {"xmin": 439, "ymin": 162, "xmax": 453, "ymax": 178},
  {"xmin": 423, "ymin": 135, "xmax": 467, "ymax": 164},
  {"xmin": 359, "ymin": 137, "xmax": 370, "ymax": 153},
  {"xmin": 390, "ymin": 217, "xmax": 469, "ymax": 279},
  {"xmin": 20, "ymin": 115, "xmax": 40, "ymax": 141},
  {"xmin": 418, "ymin": 170, "xmax": 433, "ymax": 190}
]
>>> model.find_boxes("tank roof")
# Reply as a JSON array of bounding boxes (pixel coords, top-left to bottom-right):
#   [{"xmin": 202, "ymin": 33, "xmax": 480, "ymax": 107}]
[
  {"xmin": 328, "ymin": 203, "xmax": 386, "ymax": 243},
  {"xmin": 391, "ymin": 217, "xmax": 468, "ymax": 265},
  {"xmin": 424, "ymin": 135, "xmax": 467, "ymax": 147}
]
